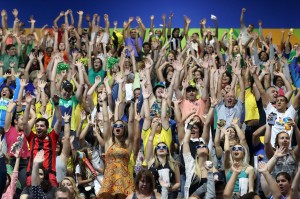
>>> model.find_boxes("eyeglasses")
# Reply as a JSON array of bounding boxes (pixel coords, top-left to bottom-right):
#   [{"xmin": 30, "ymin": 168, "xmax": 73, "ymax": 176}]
[
  {"xmin": 231, "ymin": 146, "xmax": 244, "ymax": 151},
  {"xmin": 113, "ymin": 123, "xmax": 125, "ymax": 128},
  {"xmin": 196, "ymin": 145, "xmax": 207, "ymax": 149},
  {"xmin": 156, "ymin": 145, "xmax": 168, "ymax": 150}
]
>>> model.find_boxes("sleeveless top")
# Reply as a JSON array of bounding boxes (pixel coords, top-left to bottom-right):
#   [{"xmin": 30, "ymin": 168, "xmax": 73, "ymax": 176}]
[
  {"xmin": 132, "ymin": 192, "xmax": 156, "ymax": 199},
  {"xmin": 271, "ymin": 151, "xmax": 297, "ymax": 179},
  {"xmin": 226, "ymin": 168, "xmax": 248, "ymax": 193}
]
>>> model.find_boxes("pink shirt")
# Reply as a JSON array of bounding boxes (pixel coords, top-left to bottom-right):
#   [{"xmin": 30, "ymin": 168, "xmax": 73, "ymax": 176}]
[
  {"xmin": 5, "ymin": 126, "xmax": 30, "ymax": 158},
  {"xmin": 179, "ymin": 98, "xmax": 206, "ymax": 123},
  {"xmin": 1, "ymin": 171, "xmax": 18, "ymax": 199}
]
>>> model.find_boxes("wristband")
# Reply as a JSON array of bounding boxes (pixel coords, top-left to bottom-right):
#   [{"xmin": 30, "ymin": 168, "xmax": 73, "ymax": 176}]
[{"xmin": 64, "ymin": 122, "xmax": 70, "ymax": 124}]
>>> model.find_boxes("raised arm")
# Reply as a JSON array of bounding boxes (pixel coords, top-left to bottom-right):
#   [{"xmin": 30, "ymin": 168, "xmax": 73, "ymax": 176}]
[
  {"xmin": 240, "ymin": 8, "xmax": 246, "ymax": 29},
  {"xmin": 292, "ymin": 88, "xmax": 300, "ymax": 110},
  {"xmin": 264, "ymin": 120, "xmax": 275, "ymax": 160},
  {"xmin": 4, "ymin": 102, "xmax": 16, "ymax": 132},
  {"xmin": 136, "ymin": 16, "xmax": 146, "ymax": 42},
  {"xmin": 77, "ymin": 11, "xmax": 84, "ymax": 35},
  {"xmin": 52, "ymin": 95, "xmax": 62, "ymax": 135},
  {"xmin": 161, "ymin": 89, "xmax": 170, "ymax": 130},
  {"xmin": 142, "ymin": 88, "xmax": 151, "ymax": 130},
  {"xmin": 61, "ymin": 113, "xmax": 71, "ymax": 163},
  {"xmin": 274, "ymin": 71, "xmax": 293, "ymax": 101},
  {"xmin": 202, "ymin": 99, "xmax": 217, "ymax": 144},
  {"xmin": 23, "ymin": 94, "xmax": 36, "ymax": 137},
  {"xmin": 53, "ymin": 11, "xmax": 64, "ymax": 28},
  {"xmin": 167, "ymin": 12, "xmax": 174, "ymax": 37},
  {"xmin": 249, "ymin": 65, "xmax": 269, "ymax": 107},
  {"xmin": 145, "ymin": 122, "xmax": 157, "ymax": 163},
  {"xmin": 223, "ymin": 163, "xmax": 242, "ymax": 199},
  {"xmin": 100, "ymin": 90, "xmax": 111, "ymax": 142},
  {"xmin": 258, "ymin": 161, "xmax": 282, "ymax": 199},
  {"xmin": 31, "ymin": 150, "xmax": 44, "ymax": 186},
  {"xmin": 290, "ymin": 165, "xmax": 300, "ymax": 199}
]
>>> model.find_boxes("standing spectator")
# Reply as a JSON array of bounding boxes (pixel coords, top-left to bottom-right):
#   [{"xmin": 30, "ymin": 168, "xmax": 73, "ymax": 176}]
[{"xmin": 23, "ymin": 94, "xmax": 62, "ymax": 187}]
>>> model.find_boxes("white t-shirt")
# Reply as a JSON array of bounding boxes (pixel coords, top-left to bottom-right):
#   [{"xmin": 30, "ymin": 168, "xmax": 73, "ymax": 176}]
[
  {"xmin": 75, "ymin": 164, "xmax": 94, "ymax": 187},
  {"xmin": 264, "ymin": 103, "xmax": 297, "ymax": 147},
  {"xmin": 239, "ymin": 26, "xmax": 251, "ymax": 45}
]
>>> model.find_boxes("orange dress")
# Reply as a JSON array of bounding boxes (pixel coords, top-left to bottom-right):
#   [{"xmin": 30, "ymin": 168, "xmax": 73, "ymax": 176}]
[{"xmin": 97, "ymin": 143, "xmax": 134, "ymax": 198}]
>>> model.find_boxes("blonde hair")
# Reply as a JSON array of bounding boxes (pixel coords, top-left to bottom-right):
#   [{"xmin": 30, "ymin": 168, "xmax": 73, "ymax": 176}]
[
  {"xmin": 230, "ymin": 144, "xmax": 250, "ymax": 168},
  {"xmin": 194, "ymin": 149, "xmax": 210, "ymax": 181},
  {"xmin": 60, "ymin": 177, "xmax": 81, "ymax": 199},
  {"xmin": 153, "ymin": 142, "xmax": 178, "ymax": 172}
]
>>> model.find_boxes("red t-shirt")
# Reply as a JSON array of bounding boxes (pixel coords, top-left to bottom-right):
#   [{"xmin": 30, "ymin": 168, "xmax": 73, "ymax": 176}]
[
  {"xmin": 26, "ymin": 129, "xmax": 58, "ymax": 174},
  {"xmin": 5, "ymin": 126, "xmax": 30, "ymax": 158}
]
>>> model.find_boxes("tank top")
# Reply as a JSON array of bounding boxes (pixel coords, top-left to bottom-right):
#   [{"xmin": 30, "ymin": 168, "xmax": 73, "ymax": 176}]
[
  {"xmin": 132, "ymin": 192, "xmax": 156, "ymax": 199},
  {"xmin": 271, "ymin": 152, "xmax": 296, "ymax": 179},
  {"xmin": 226, "ymin": 168, "xmax": 248, "ymax": 192}
]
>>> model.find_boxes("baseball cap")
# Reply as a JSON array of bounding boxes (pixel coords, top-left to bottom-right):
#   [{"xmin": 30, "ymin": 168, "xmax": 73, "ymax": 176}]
[
  {"xmin": 153, "ymin": 82, "xmax": 166, "ymax": 93},
  {"xmin": 62, "ymin": 80, "xmax": 73, "ymax": 91}
]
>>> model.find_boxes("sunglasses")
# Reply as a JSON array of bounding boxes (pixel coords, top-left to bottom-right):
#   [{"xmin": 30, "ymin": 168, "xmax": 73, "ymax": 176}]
[
  {"xmin": 196, "ymin": 145, "xmax": 207, "ymax": 149},
  {"xmin": 113, "ymin": 123, "xmax": 125, "ymax": 128},
  {"xmin": 231, "ymin": 146, "xmax": 244, "ymax": 151},
  {"xmin": 156, "ymin": 145, "xmax": 168, "ymax": 150}
]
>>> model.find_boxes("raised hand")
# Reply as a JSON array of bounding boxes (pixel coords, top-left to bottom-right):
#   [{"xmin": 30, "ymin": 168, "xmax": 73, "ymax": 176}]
[
  {"xmin": 94, "ymin": 76, "xmax": 102, "ymax": 85},
  {"xmin": 20, "ymin": 79, "xmax": 28, "ymax": 87},
  {"xmin": 144, "ymin": 58, "xmax": 153, "ymax": 69},
  {"xmin": 249, "ymin": 65, "xmax": 257, "ymax": 75},
  {"xmin": 12, "ymin": 9, "xmax": 18, "ymax": 18},
  {"xmin": 274, "ymin": 146, "xmax": 286, "ymax": 158},
  {"xmin": 161, "ymin": 89, "xmax": 168, "ymax": 99},
  {"xmin": 182, "ymin": 79, "xmax": 189, "ymax": 89},
  {"xmin": 142, "ymin": 88, "xmax": 151, "ymax": 99},
  {"xmin": 231, "ymin": 117, "xmax": 239, "ymax": 125},
  {"xmin": 173, "ymin": 59, "xmax": 184, "ymax": 71},
  {"xmin": 77, "ymin": 11, "xmax": 83, "ymax": 15},
  {"xmin": 210, "ymin": 97, "xmax": 219, "ymax": 107},
  {"xmin": 115, "ymin": 72, "xmax": 124, "ymax": 84},
  {"xmin": 218, "ymin": 65, "xmax": 226, "ymax": 74},
  {"xmin": 257, "ymin": 161, "xmax": 268, "ymax": 174},
  {"xmin": 62, "ymin": 112, "xmax": 71, "ymax": 122},
  {"xmin": 37, "ymin": 52, "xmax": 44, "ymax": 61},
  {"xmin": 33, "ymin": 150, "xmax": 44, "ymax": 164}
]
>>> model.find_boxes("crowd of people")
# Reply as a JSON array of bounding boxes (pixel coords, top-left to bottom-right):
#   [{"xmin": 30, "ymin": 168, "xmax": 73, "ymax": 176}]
[{"xmin": 0, "ymin": 6, "xmax": 299, "ymax": 199}]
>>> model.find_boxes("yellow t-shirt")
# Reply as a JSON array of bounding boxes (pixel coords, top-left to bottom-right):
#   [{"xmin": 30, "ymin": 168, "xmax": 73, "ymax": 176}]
[
  {"xmin": 141, "ymin": 128, "xmax": 172, "ymax": 153},
  {"xmin": 245, "ymin": 87, "xmax": 259, "ymax": 122}
]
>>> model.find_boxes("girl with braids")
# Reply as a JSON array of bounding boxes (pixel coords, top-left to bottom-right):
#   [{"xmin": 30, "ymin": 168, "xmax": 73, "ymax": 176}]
[{"xmin": 96, "ymin": 89, "xmax": 135, "ymax": 199}]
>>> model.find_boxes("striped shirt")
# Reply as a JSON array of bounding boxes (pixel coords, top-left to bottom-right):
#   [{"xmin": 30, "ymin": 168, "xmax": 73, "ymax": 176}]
[{"xmin": 26, "ymin": 130, "xmax": 58, "ymax": 175}]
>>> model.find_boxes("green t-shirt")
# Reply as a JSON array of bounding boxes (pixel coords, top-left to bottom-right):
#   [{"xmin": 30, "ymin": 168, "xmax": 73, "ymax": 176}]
[{"xmin": 88, "ymin": 68, "xmax": 105, "ymax": 84}]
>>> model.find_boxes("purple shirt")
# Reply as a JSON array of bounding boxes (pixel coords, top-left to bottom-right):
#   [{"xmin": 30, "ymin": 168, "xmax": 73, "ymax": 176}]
[{"xmin": 125, "ymin": 37, "xmax": 143, "ymax": 57}]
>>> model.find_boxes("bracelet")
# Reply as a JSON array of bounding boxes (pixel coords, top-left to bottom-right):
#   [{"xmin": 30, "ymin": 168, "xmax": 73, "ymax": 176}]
[{"xmin": 64, "ymin": 122, "xmax": 70, "ymax": 124}]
